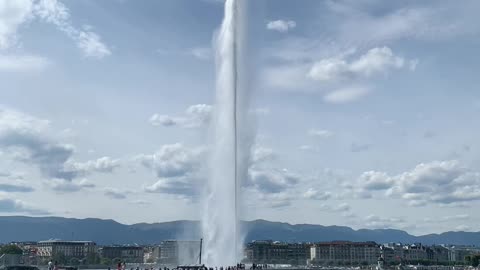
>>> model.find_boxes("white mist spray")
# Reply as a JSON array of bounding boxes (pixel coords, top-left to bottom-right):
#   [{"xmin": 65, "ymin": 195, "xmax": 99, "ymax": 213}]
[{"xmin": 202, "ymin": 0, "xmax": 252, "ymax": 267}]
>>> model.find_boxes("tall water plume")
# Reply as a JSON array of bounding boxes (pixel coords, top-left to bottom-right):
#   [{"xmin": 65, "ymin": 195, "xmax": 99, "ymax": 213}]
[{"xmin": 202, "ymin": 0, "xmax": 253, "ymax": 266}]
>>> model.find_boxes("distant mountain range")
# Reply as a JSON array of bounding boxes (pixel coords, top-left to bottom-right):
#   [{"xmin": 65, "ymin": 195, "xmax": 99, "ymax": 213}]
[{"xmin": 0, "ymin": 216, "xmax": 479, "ymax": 246}]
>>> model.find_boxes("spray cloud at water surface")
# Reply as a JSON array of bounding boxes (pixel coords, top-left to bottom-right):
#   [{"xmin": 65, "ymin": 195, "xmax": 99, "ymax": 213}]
[{"xmin": 202, "ymin": 0, "xmax": 253, "ymax": 266}]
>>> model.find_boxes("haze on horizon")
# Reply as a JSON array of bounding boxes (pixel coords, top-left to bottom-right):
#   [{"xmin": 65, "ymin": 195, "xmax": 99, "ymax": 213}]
[{"xmin": 1, "ymin": 0, "xmax": 480, "ymax": 236}]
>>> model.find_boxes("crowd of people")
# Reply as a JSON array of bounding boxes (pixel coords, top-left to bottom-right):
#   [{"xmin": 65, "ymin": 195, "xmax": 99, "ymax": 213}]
[{"xmin": 123, "ymin": 263, "xmax": 268, "ymax": 270}]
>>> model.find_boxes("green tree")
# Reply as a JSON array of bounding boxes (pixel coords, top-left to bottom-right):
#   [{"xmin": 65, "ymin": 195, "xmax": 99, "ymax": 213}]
[
  {"xmin": 0, "ymin": 245, "xmax": 23, "ymax": 255},
  {"xmin": 70, "ymin": 258, "xmax": 80, "ymax": 266},
  {"xmin": 100, "ymin": 258, "xmax": 112, "ymax": 266},
  {"xmin": 472, "ymin": 255, "xmax": 480, "ymax": 267},
  {"xmin": 52, "ymin": 253, "xmax": 67, "ymax": 265},
  {"xmin": 85, "ymin": 252, "xmax": 100, "ymax": 264}
]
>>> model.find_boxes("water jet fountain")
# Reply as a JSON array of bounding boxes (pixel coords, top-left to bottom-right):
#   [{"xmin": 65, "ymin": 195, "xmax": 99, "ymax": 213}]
[{"xmin": 201, "ymin": 0, "xmax": 252, "ymax": 266}]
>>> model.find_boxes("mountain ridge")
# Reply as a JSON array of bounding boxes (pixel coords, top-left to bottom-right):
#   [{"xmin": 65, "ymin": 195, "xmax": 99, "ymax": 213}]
[{"xmin": 0, "ymin": 216, "xmax": 478, "ymax": 245}]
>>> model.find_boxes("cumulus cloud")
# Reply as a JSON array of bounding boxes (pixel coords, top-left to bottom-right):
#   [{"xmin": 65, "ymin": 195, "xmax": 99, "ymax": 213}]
[
  {"xmin": 266, "ymin": 20, "xmax": 296, "ymax": 33},
  {"xmin": 359, "ymin": 160, "xmax": 480, "ymax": 206},
  {"xmin": 252, "ymin": 146, "xmax": 275, "ymax": 164},
  {"xmin": 67, "ymin": 156, "xmax": 120, "ymax": 174},
  {"xmin": 0, "ymin": 107, "xmax": 120, "ymax": 186},
  {"xmin": 44, "ymin": 178, "xmax": 95, "ymax": 193},
  {"xmin": 303, "ymin": 188, "xmax": 331, "ymax": 200},
  {"xmin": 144, "ymin": 177, "xmax": 197, "ymax": 197},
  {"xmin": 149, "ymin": 114, "xmax": 178, "ymax": 127},
  {"xmin": 308, "ymin": 47, "xmax": 415, "ymax": 82},
  {"xmin": 0, "ymin": 196, "xmax": 50, "ymax": 215},
  {"xmin": 359, "ymin": 171, "xmax": 393, "ymax": 190},
  {"xmin": 138, "ymin": 143, "xmax": 203, "ymax": 178},
  {"xmin": 138, "ymin": 143, "xmax": 204, "ymax": 198},
  {"xmin": 149, "ymin": 104, "xmax": 212, "ymax": 129},
  {"xmin": 247, "ymin": 168, "xmax": 300, "ymax": 194},
  {"xmin": 323, "ymin": 87, "xmax": 371, "ymax": 104}
]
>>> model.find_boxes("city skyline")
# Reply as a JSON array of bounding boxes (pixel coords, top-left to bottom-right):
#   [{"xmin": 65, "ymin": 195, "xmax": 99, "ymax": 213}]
[{"xmin": 1, "ymin": 0, "xmax": 480, "ymax": 235}]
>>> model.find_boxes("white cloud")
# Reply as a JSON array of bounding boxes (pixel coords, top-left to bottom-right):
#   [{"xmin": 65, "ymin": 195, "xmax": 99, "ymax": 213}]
[
  {"xmin": 76, "ymin": 29, "xmax": 111, "ymax": 58},
  {"xmin": 0, "ymin": 0, "xmax": 109, "ymax": 59},
  {"xmin": 149, "ymin": 104, "xmax": 212, "ymax": 129},
  {"xmin": 359, "ymin": 171, "xmax": 393, "ymax": 190},
  {"xmin": 308, "ymin": 47, "xmax": 413, "ymax": 82},
  {"xmin": 266, "ymin": 20, "xmax": 296, "ymax": 33},
  {"xmin": 145, "ymin": 143, "xmax": 202, "ymax": 178},
  {"xmin": 303, "ymin": 188, "xmax": 331, "ymax": 200},
  {"xmin": 326, "ymin": 1, "xmax": 480, "ymax": 44},
  {"xmin": 247, "ymin": 168, "xmax": 300, "ymax": 194},
  {"xmin": 144, "ymin": 177, "xmax": 197, "ymax": 197},
  {"xmin": 183, "ymin": 104, "xmax": 212, "ymax": 128},
  {"xmin": 44, "ymin": 178, "xmax": 94, "ymax": 193},
  {"xmin": 0, "ymin": 0, "xmax": 34, "ymax": 49},
  {"xmin": 149, "ymin": 114, "xmax": 179, "ymax": 127},
  {"xmin": 0, "ymin": 195, "xmax": 49, "ymax": 215},
  {"xmin": 359, "ymin": 160, "xmax": 480, "ymax": 206},
  {"xmin": 33, "ymin": 0, "xmax": 111, "ymax": 58},
  {"xmin": 308, "ymin": 129, "xmax": 334, "ymax": 138},
  {"xmin": 68, "ymin": 156, "xmax": 120, "ymax": 174},
  {"xmin": 252, "ymin": 146, "xmax": 275, "ymax": 164},
  {"xmin": 0, "ymin": 107, "xmax": 120, "ymax": 183},
  {"xmin": 323, "ymin": 87, "xmax": 371, "ymax": 104}
]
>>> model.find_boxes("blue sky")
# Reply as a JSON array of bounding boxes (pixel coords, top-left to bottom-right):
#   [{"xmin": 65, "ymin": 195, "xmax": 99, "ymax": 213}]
[{"xmin": 1, "ymin": 0, "xmax": 480, "ymax": 235}]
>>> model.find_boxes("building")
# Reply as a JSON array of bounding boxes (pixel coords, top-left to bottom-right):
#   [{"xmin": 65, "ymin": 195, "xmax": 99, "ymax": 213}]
[
  {"xmin": 36, "ymin": 240, "xmax": 96, "ymax": 261},
  {"xmin": 99, "ymin": 246, "xmax": 144, "ymax": 263},
  {"xmin": 310, "ymin": 241, "xmax": 380, "ymax": 265},
  {"xmin": 403, "ymin": 244, "xmax": 428, "ymax": 262},
  {"xmin": 380, "ymin": 246, "xmax": 395, "ymax": 264},
  {"xmin": 245, "ymin": 240, "xmax": 310, "ymax": 265},
  {"xmin": 157, "ymin": 240, "xmax": 201, "ymax": 265},
  {"xmin": 384, "ymin": 243, "xmax": 404, "ymax": 262},
  {"xmin": 429, "ymin": 246, "xmax": 449, "ymax": 263},
  {"xmin": 447, "ymin": 246, "xmax": 480, "ymax": 263}
]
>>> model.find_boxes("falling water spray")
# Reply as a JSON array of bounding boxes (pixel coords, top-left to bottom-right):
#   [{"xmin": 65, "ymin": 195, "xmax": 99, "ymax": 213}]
[{"xmin": 202, "ymin": 0, "xmax": 252, "ymax": 266}]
